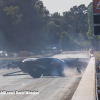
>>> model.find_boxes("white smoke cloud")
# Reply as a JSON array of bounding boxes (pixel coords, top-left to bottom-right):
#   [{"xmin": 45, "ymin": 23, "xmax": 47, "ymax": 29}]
[{"xmin": 62, "ymin": 66, "xmax": 85, "ymax": 77}]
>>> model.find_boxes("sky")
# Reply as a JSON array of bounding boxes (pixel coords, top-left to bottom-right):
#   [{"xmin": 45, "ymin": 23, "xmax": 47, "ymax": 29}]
[{"xmin": 41, "ymin": 0, "xmax": 93, "ymax": 15}]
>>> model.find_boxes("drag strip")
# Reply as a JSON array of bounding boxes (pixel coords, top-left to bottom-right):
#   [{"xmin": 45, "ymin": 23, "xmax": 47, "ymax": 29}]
[
  {"xmin": 0, "ymin": 68, "xmax": 81, "ymax": 100},
  {"xmin": 0, "ymin": 52, "xmax": 89, "ymax": 100}
]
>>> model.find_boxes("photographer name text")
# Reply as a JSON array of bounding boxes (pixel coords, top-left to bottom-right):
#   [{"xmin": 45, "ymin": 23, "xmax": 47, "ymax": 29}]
[{"xmin": 0, "ymin": 90, "xmax": 39, "ymax": 94}]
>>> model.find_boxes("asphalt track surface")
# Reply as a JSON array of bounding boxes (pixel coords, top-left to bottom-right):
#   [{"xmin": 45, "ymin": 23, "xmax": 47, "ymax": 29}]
[{"xmin": 0, "ymin": 52, "xmax": 89, "ymax": 100}]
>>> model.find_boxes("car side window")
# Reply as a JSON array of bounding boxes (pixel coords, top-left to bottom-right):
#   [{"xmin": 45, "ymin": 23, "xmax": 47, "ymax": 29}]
[{"xmin": 35, "ymin": 58, "xmax": 52, "ymax": 66}]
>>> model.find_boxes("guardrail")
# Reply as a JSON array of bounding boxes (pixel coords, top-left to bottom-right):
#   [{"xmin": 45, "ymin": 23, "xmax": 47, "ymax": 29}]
[{"xmin": 71, "ymin": 57, "xmax": 96, "ymax": 100}]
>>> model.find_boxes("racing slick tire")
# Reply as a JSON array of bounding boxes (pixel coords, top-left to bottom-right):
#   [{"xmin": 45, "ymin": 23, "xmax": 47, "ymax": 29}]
[
  {"xmin": 57, "ymin": 70, "xmax": 65, "ymax": 76},
  {"xmin": 28, "ymin": 70, "xmax": 42, "ymax": 78},
  {"xmin": 50, "ymin": 67, "xmax": 64, "ymax": 76}
]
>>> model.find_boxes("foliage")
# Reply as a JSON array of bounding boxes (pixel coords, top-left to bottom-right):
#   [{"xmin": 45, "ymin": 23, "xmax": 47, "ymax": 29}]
[{"xmin": 0, "ymin": 1, "xmax": 99, "ymax": 52}]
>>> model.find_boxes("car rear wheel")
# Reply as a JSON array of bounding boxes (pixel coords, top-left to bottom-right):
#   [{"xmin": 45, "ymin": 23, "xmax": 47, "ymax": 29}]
[{"xmin": 28, "ymin": 69, "xmax": 42, "ymax": 78}]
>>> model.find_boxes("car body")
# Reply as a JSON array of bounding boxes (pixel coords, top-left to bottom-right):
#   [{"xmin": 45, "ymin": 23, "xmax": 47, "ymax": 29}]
[{"xmin": 21, "ymin": 58, "xmax": 65, "ymax": 78}]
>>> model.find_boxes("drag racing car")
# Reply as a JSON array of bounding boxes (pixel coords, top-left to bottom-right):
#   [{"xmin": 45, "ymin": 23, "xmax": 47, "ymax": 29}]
[
  {"xmin": 21, "ymin": 58, "xmax": 65, "ymax": 78},
  {"xmin": 7, "ymin": 57, "xmax": 88, "ymax": 78}
]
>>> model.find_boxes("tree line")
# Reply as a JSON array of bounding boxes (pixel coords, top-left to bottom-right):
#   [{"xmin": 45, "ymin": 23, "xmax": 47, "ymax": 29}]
[{"xmin": 0, "ymin": 0, "xmax": 98, "ymax": 53}]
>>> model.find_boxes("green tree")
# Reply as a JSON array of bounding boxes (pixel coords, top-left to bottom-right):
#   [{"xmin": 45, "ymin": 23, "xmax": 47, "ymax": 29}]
[
  {"xmin": 87, "ymin": 2, "xmax": 99, "ymax": 50},
  {"xmin": 86, "ymin": 3, "xmax": 94, "ymax": 39}
]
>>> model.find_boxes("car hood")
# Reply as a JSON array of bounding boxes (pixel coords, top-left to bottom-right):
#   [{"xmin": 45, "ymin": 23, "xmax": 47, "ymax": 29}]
[{"xmin": 22, "ymin": 58, "xmax": 38, "ymax": 62}]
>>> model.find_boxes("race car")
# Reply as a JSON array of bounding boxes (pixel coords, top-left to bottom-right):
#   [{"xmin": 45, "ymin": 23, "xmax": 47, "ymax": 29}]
[
  {"xmin": 7, "ymin": 58, "xmax": 88, "ymax": 78},
  {"xmin": 21, "ymin": 58, "xmax": 65, "ymax": 78},
  {"xmin": 7, "ymin": 58, "xmax": 65, "ymax": 77}
]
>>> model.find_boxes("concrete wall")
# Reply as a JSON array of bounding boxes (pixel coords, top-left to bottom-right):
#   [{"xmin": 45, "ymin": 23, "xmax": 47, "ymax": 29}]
[{"xmin": 71, "ymin": 57, "xmax": 96, "ymax": 100}]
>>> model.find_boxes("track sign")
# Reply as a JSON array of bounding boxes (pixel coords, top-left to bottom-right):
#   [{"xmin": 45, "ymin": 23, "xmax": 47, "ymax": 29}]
[
  {"xmin": 94, "ymin": 0, "xmax": 100, "ymax": 13},
  {"xmin": 93, "ymin": 0, "xmax": 100, "ymax": 35},
  {"xmin": 97, "ymin": 1, "xmax": 100, "ymax": 9}
]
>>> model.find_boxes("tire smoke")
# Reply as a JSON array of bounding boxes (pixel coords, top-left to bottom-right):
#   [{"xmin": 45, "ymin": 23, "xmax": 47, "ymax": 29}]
[{"xmin": 62, "ymin": 66, "xmax": 85, "ymax": 77}]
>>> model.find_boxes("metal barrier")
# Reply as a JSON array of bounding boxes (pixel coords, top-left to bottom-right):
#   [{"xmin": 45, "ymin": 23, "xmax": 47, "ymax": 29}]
[{"xmin": 71, "ymin": 57, "xmax": 96, "ymax": 100}]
